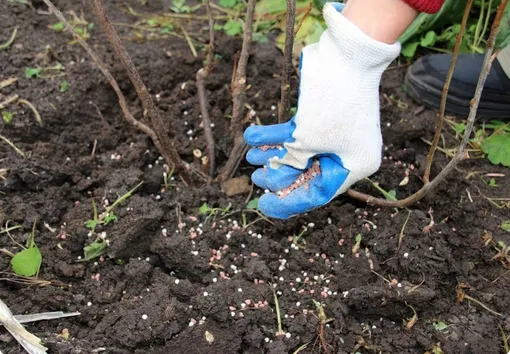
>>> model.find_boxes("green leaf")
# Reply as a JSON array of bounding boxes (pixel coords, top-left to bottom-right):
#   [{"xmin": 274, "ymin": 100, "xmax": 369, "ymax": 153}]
[
  {"xmin": 501, "ymin": 220, "xmax": 510, "ymax": 232},
  {"xmin": 85, "ymin": 219, "xmax": 98, "ymax": 230},
  {"xmin": 83, "ymin": 239, "xmax": 107, "ymax": 261},
  {"xmin": 223, "ymin": 20, "xmax": 243, "ymax": 36},
  {"xmin": 401, "ymin": 41, "xmax": 419, "ymax": 58},
  {"xmin": 481, "ymin": 133, "xmax": 510, "ymax": 167},
  {"xmin": 11, "ymin": 246, "xmax": 42, "ymax": 277},
  {"xmin": 252, "ymin": 32, "xmax": 269, "ymax": 43},
  {"xmin": 219, "ymin": 0, "xmax": 237, "ymax": 7},
  {"xmin": 60, "ymin": 80, "xmax": 69, "ymax": 92},
  {"xmin": 433, "ymin": 321, "xmax": 449, "ymax": 331},
  {"xmin": 399, "ymin": 0, "xmax": 469, "ymax": 45},
  {"xmin": 386, "ymin": 190, "xmax": 397, "ymax": 201},
  {"xmin": 160, "ymin": 24, "xmax": 174, "ymax": 34},
  {"xmin": 488, "ymin": 178, "xmax": 497, "ymax": 187},
  {"xmin": 25, "ymin": 67, "xmax": 41, "ymax": 78},
  {"xmin": 454, "ymin": 122, "xmax": 466, "ymax": 134},
  {"xmin": 245, "ymin": 198, "xmax": 259, "ymax": 210},
  {"xmin": 50, "ymin": 22, "xmax": 65, "ymax": 31},
  {"xmin": 199, "ymin": 203, "xmax": 209, "ymax": 215},
  {"xmin": 104, "ymin": 211, "xmax": 117, "ymax": 224},
  {"xmin": 2, "ymin": 111, "xmax": 14, "ymax": 124},
  {"xmin": 420, "ymin": 30, "xmax": 437, "ymax": 47},
  {"xmin": 485, "ymin": 120, "xmax": 510, "ymax": 132}
]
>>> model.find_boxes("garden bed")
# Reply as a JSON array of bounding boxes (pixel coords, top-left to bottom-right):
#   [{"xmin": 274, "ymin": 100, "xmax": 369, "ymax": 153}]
[{"xmin": 1, "ymin": 1, "xmax": 509, "ymax": 353}]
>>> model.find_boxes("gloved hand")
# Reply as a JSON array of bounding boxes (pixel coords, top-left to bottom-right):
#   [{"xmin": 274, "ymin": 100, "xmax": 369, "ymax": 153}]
[{"xmin": 243, "ymin": 2, "xmax": 401, "ymax": 219}]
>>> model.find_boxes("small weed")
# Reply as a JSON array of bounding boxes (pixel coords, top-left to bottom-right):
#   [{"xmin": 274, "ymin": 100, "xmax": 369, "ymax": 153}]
[
  {"xmin": 365, "ymin": 178, "xmax": 397, "ymax": 201},
  {"xmin": 352, "ymin": 234, "xmax": 362, "ymax": 254},
  {"xmin": 501, "ymin": 220, "xmax": 510, "ymax": 232},
  {"xmin": 83, "ymin": 238, "xmax": 107, "ymax": 261},
  {"xmin": 171, "ymin": 0, "xmax": 192, "ymax": 13},
  {"xmin": 60, "ymin": 80, "xmax": 69, "ymax": 92},
  {"xmin": 25, "ymin": 62, "xmax": 65, "ymax": 79},
  {"xmin": 425, "ymin": 343, "xmax": 444, "ymax": 354},
  {"xmin": 25, "ymin": 67, "xmax": 41, "ymax": 78},
  {"xmin": 199, "ymin": 202, "xmax": 232, "ymax": 224},
  {"xmin": 49, "ymin": 10, "xmax": 94, "ymax": 44},
  {"xmin": 2, "ymin": 111, "xmax": 14, "ymax": 124},
  {"xmin": 432, "ymin": 321, "xmax": 450, "ymax": 332},
  {"xmin": 291, "ymin": 225, "xmax": 308, "ymax": 249},
  {"xmin": 8, "ymin": 219, "xmax": 42, "ymax": 277},
  {"xmin": 445, "ymin": 118, "xmax": 510, "ymax": 166},
  {"xmin": 272, "ymin": 287, "xmax": 285, "ymax": 337},
  {"xmin": 82, "ymin": 181, "xmax": 143, "ymax": 261}
]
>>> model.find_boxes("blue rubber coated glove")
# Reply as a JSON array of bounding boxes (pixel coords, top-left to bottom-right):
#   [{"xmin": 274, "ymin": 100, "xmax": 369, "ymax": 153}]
[{"xmin": 244, "ymin": 2, "xmax": 401, "ymax": 219}]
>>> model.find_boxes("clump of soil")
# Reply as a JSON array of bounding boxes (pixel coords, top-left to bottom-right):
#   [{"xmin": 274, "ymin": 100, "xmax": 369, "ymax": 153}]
[{"xmin": 1, "ymin": 1, "xmax": 509, "ymax": 354}]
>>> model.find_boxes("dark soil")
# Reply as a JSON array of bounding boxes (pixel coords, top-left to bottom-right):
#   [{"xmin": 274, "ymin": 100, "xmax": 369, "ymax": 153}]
[{"xmin": 1, "ymin": 1, "xmax": 509, "ymax": 353}]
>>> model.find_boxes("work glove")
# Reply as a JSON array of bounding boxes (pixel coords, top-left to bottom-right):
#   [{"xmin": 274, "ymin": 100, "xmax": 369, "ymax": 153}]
[{"xmin": 243, "ymin": 2, "xmax": 401, "ymax": 219}]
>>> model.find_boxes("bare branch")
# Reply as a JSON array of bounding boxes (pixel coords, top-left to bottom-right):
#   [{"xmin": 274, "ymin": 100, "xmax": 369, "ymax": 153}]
[
  {"xmin": 204, "ymin": 0, "xmax": 215, "ymax": 75},
  {"xmin": 230, "ymin": 0, "xmax": 256, "ymax": 126},
  {"xmin": 278, "ymin": 0, "xmax": 296, "ymax": 123},
  {"xmin": 347, "ymin": 0, "xmax": 508, "ymax": 208},
  {"xmin": 41, "ymin": 0, "xmax": 187, "ymax": 177},
  {"xmin": 88, "ymin": 0, "xmax": 186, "ymax": 176},
  {"xmin": 423, "ymin": 0, "xmax": 474, "ymax": 183},
  {"xmin": 196, "ymin": 0, "xmax": 216, "ymax": 184},
  {"xmin": 218, "ymin": 0, "xmax": 256, "ymax": 182}
]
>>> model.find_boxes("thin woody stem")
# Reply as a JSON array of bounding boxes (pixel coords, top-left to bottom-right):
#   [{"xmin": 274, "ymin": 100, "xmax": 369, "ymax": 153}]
[
  {"xmin": 278, "ymin": 0, "xmax": 296, "ymax": 123},
  {"xmin": 347, "ymin": 0, "xmax": 508, "ymax": 208},
  {"xmin": 218, "ymin": 0, "xmax": 256, "ymax": 182},
  {"xmin": 41, "ymin": 0, "xmax": 184, "ymax": 175},
  {"xmin": 423, "ymin": 0, "xmax": 474, "ymax": 183},
  {"xmin": 89, "ymin": 0, "xmax": 187, "ymax": 177},
  {"xmin": 196, "ymin": 0, "xmax": 216, "ymax": 183}
]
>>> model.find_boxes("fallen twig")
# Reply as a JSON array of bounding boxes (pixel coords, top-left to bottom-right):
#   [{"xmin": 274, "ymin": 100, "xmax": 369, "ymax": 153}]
[
  {"xmin": 346, "ymin": 0, "xmax": 508, "ymax": 208},
  {"xmin": 0, "ymin": 94, "xmax": 19, "ymax": 109},
  {"xmin": 0, "ymin": 28, "xmax": 17, "ymax": 50},
  {"xmin": 41, "ymin": 0, "xmax": 187, "ymax": 179},
  {"xmin": 218, "ymin": 0, "xmax": 256, "ymax": 182},
  {"xmin": 196, "ymin": 0, "xmax": 216, "ymax": 183},
  {"xmin": 0, "ymin": 77, "xmax": 18, "ymax": 89},
  {"xmin": 18, "ymin": 98, "xmax": 42, "ymax": 126},
  {"xmin": 278, "ymin": 0, "xmax": 296, "ymax": 123},
  {"xmin": 0, "ymin": 135, "xmax": 25, "ymax": 158},
  {"xmin": 423, "ymin": 0, "xmax": 474, "ymax": 183}
]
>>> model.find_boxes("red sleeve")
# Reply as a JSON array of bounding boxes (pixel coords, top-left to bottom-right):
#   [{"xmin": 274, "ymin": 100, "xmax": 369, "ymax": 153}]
[{"xmin": 403, "ymin": 0, "xmax": 444, "ymax": 13}]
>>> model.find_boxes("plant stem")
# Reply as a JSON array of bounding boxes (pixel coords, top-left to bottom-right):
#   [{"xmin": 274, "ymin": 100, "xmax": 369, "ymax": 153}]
[
  {"xmin": 346, "ymin": 0, "xmax": 508, "ymax": 208},
  {"xmin": 423, "ymin": 0, "xmax": 474, "ymax": 184},
  {"xmin": 42, "ymin": 0, "xmax": 188, "ymax": 179},
  {"xmin": 0, "ymin": 28, "xmax": 17, "ymax": 50},
  {"xmin": 89, "ymin": 0, "xmax": 187, "ymax": 177},
  {"xmin": 196, "ymin": 0, "xmax": 216, "ymax": 183},
  {"xmin": 272, "ymin": 288, "xmax": 285, "ymax": 336},
  {"xmin": 218, "ymin": 0, "xmax": 256, "ymax": 182},
  {"xmin": 278, "ymin": 0, "xmax": 296, "ymax": 123}
]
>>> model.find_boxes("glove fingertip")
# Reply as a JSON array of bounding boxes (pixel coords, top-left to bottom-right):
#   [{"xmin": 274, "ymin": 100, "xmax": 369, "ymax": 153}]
[{"xmin": 258, "ymin": 194, "xmax": 292, "ymax": 220}]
